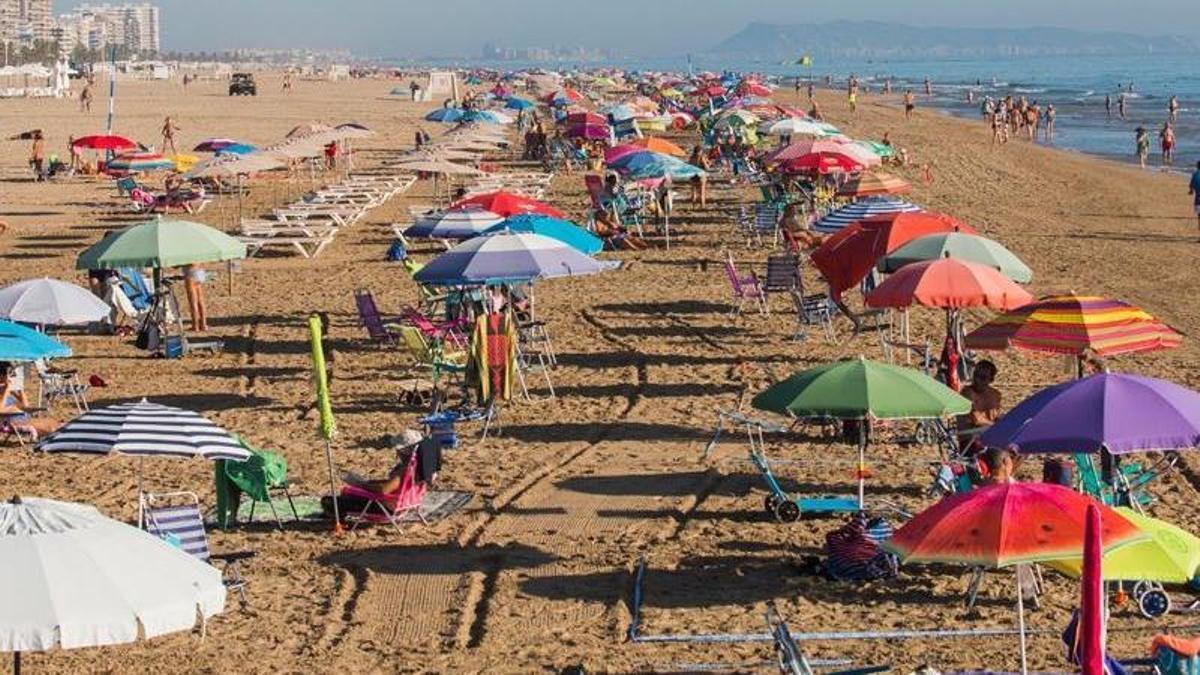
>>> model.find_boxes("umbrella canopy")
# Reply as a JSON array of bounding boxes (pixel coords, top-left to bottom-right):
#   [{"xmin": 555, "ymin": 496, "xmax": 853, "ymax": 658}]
[
  {"xmin": 880, "ymin": 232, "xmax": 1033, "ymax": 283},
  {"xmin": 0, "ymin": 320, "xmax": 71, "ymax": 361},
  {"xmin": 72, "ymin": 134, "xmax": 136, "ymax": 151},
  {"xmin": 391, "ymin": 157, "xmax": 486, "ymax": 176},
  {"xmin": 286, "ymin": 122, "xmax": 333, "ymax": 138},
  {"xmin": 761, "ymin": 118, "xmax": 839, "ymax": 137},
  {"xmin": 813, "ymin": 196, "xmax": 924, "ymax": 234},
  {"xmin": 964, "ymin": 294, "xmax": 1183, "ymax": 357},
  {"xmin": 779, "ymin": 151, "xmax": 863, "ymax": 175},
  {"xmin": 1048, "ymin": 506, "xmax": 1200, "ymax": 582},
  {"xmin": 854, "ymin": 140, "xmax": 898, "ymax": 159},
  {"xmin": 425, "ymin": 107, "xmax": 465, "ymax": 123},
  {"xmin": 404, "ymin": 209, "xmax": 504, "ymax": 240},
  {"xmin": 605, "ymin": 143, "xmax": 647, "ymax": 164},
  {"xmin": 0, "ymin": 496, "xmax": 225, "ymax": 652},
  {"xmin": 811, "ymin": 212, "xmax": 976, "ymax": 299},
  {"xmin": 505, "ymin": 97, "xmax": 535, "ymax": 110},
  {"xmin": 613, "ymin": 151, "xmax": 705, "ymax": 180},
  {"xmin": 631, "ymin": 136, "xmax": 686, "ymax": 156},
  {"xmin": 767, "ymin": 138, "xmax": 857, "ymax": 164},
  {"xmin": 37, "ymin": 399, "xmax": 251, "ymax": 461},
  {"xmin": 565, "ymin": 124, "xmax": 610, "ymax": 140},
  {"xmin": 413, "ymin": 232, "xmax": 613, "ymax": 286},
  {"xmin": 980, "ymin": 372, "xmax": 1200, "ymax": 455},
  {"xmin": 752, "ymin": 357, "xmax": 969, "ymax": 420},
  {"xmin": 566, "ymin": 111, "xmax": 607, "ymax": 126},
  {"xmin": 185, "ymin": 153, "xmax": 284, "ymax": 179},
  {"xmin": 0, "ymin": 278, "xmax": 111, "ymax": 326},
  {"xmin": 483, "ymin": 214, "xmax": 603, "ymax": 255},
  {"xmin": 451, "ymin": 191, "xmax": 564, "ymax": 218},
  {"xmin": 865, "ymin": 258, "xmax": 1033, "ymax": 311},
  {"xmin": 214, "ymin": 143, "xmax": 257, "ymax": 156},
  {"xmin": 106, "ymin": 151, "xmax": 175, "ymax": 173},
  {"xmin": 884, "ymin": 482, "xmax": 1145, "ymax": 567},
  {"xmin": 76, "ymin": 217, "xmax": 247, "ymax": 270},
  {"xmin": 837, "ymin": 172, "xmax": 913, "ymax": 198},
  {"xmin": 192, "ymin": 138, "xmax": 243, "ymax": 153}
]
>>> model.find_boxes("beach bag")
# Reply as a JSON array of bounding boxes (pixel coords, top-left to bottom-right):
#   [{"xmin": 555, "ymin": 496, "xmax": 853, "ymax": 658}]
[{"xmin": 386, "ymin": 240, "xmax": 408, "ymax": 262}]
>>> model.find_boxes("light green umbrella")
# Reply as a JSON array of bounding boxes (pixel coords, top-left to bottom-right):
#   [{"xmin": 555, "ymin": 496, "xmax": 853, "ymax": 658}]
[
  {"xmin": 854, "ymin": 139, "xmax": 897, "ymax": 159},
  {"xmin": 1046, "ymin": 507, "xmax": 1200, "ymax": 583},
  {"xmin": 76, "ymin": 216, "xmax": 247, "ymax": 271},
  {"xmin": 879, "ymin": 232, "xmax": 1033, "ymax": 283},
  {"xmin": 752, "ymin": 357, "xmax": 970, "ymax": 506}
]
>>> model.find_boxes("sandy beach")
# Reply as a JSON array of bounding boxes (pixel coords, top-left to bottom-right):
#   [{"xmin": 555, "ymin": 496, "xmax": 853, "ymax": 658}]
[{"xmin": 2, "ymin": 74, "xmax": 1199, "ymax": 673}]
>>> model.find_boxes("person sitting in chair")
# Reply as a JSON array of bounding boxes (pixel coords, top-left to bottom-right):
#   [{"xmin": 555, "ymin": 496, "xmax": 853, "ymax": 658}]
[
  {"xmin": 0, "ymin": 362, "xmax": 60, "ymax": 437},
  {"xmin": 345, "ymin": 430, "xmax": 436, "ymax": 493},
  {"xmin": 958, "ymin": 360, "xmax": 1002, "ymax": 428}
]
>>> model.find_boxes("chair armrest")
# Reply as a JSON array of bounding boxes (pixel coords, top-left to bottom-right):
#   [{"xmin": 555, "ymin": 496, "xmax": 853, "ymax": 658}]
[{"xmin": 212, "ymin": 550, "xmax": 256, "ymax": 563}]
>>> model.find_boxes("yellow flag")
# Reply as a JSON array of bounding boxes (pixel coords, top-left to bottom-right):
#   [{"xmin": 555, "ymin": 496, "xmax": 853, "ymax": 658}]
[
  {"xmin": 798, "ymin": 55, "xmax": 813, "ymax": 67},
  {"xmin": 307, "ymin": 315, "xmax": 336, "ymax": 441}
]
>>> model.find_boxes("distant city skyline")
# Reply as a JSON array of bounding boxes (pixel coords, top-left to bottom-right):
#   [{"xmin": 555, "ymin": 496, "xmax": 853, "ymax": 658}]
[{"xmin": 50, "ymin": 0, "xmax": 1200, "ymax": 59}]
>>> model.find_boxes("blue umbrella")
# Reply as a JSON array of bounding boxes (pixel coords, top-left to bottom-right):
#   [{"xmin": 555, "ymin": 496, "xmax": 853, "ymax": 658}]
[
  {"xmin": 617, "ymin": 152, "xmax": 705, "ymax": 180},
  {"xmin": 215, "ymin": 143, "xmax": 257, "ymax": 156},
  {"xmin": 603, "ymin": 104, "xmax": 637, "ymax": 121},
  {"xmin": 483, "ymin": 214, "xmax": 603, "ymax": 255},
  {"xmin": 462, "ymin": 110, "xmax": 503, "ymax": 124},
  {"xmin": 505, "ymin": 97, "xmax": 534, "ymax": 110},
  {"xmin": 425, "ymin": 108, "xmax": 465, "ymax": 123},
  {"xmin": 414, "ymin": 232, "xmax": 614, "ymax": 286},
  {"xmin": 0, "ymin": 319, "xmax": 71, "ymax": 361}
]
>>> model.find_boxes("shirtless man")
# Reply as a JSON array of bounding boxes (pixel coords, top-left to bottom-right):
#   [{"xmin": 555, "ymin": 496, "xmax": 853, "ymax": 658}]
[
  {"xmin": 903, "ymin": 90, "xmax": 915, "ymax": 119},
  {"xmin": 161, "ymin": 116, "xmax": 180, "ymax": 155}
]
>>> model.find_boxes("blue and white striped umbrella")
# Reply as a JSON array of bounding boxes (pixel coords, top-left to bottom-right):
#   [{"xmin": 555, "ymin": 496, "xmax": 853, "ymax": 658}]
[
  {"xmin": 414, "ymin": 232, "xmax": 614, "ymax": 286},
  {"xmin": 36, "ymin": 399, "xmax": 250, "ymax": 461},
  {"xmin": 813, "ymin": 196, "xmax": 924, "ymax": 234},
  {"xmin": 404, "ymin": 209, "xmax": 504, "ymax": 240}
]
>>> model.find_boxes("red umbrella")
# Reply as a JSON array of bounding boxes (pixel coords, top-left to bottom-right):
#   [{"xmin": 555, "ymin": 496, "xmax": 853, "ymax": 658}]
[
  {"xmin": 767, "ymin": 139, "xmax": 852, "ymax": 164},
  {"xmin": 450, "ymin": 191, "xmax": 564, "ymax": 218},
  {"xmin": 72, "ymin": 134, "xmax": 136, "ymax": 151},
  {"xmin": 779, "ymin": 151, "xmax": 862, "ymax": 175},
  {"xmin": 695, "ymin": 85, "xmax": 725, "ymax": 98},
  {"xmin": 811, "ymin": 212, "xmax": 976, "ymax": 299},
  {"xmin": 738, "ymin": 81, "xmax": 772, "ymax": 97},
  {"xmin": 565, "ymin": 111, "xmax": 606, "ymax": 126},
  {"xmin": 865, "ymin": 258, "xmax": 1033, "ymax": 311}
]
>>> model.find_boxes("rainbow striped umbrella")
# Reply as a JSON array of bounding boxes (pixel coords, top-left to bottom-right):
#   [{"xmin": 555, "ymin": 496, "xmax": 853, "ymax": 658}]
[
  {"xmin": 107, "ymin": 152, "xmax": 175, "ymax": 173},
  {"xmin": 965, "ymin": 294, "xmax": 1182, "ymax": 357}
]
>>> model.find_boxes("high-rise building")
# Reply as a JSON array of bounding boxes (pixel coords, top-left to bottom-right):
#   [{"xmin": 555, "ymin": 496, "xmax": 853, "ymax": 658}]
[
  {"xmin": 57, "ymin": 3, "xmax": 160, "ymax": 55},
  {"xmin": 0, "ymin": 0, "xmax": 54, "ymax": 45}
]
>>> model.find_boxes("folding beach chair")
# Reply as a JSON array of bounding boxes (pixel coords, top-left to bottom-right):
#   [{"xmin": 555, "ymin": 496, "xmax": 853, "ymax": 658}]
[
  {"xmin": 342, "ymin": 451, "xmax": 428, "ymax": 531},
  {"xmin": 32, "ymin": 359, "xmax": 88, "ymax": 412},
  {"xmin": 834, "ymin": 298, "xmax": 893, "ymax": 357},
  {"xmin": 0, "ymin": 414, "xmax": 34, "ymax": 447},
  {"xmin": 144, "ymin": 491, "xmax": 255, "ymax": 608},
  {"xmin": 761, "ymin": 254, "xmax": 800, "ymax": 313},
  {"xmin": 724, "ymin": 252, "xmax": 767, "ymax": 316},
  {"xmin": 355, "ymin": 288, "xmax": 401, "ymax": 346}
]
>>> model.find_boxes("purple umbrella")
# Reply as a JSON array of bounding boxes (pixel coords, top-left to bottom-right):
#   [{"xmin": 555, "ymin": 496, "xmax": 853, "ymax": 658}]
[
  {"xmin": 980, "ymin": 373, "xmax": 1200, "ymax": 455},
  {"xmin": 566, "ymin": 124, "xmax": 610, "ymax": 140}
]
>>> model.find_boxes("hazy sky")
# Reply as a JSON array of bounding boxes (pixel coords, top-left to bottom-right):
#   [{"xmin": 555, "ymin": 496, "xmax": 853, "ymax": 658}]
[{"xmin": 55, "ymin": 0, "xmax": 1200, "ymax": 57}]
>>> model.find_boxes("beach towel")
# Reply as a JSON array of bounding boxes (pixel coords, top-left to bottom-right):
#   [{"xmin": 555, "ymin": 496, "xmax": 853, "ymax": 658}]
[
  {"xmin": 469, "ymin": 311, "xmax": 516, "ymax": 402},
  {"xmin": 823, "ymin": 515, "xmax": 897, "ymax": 582}
]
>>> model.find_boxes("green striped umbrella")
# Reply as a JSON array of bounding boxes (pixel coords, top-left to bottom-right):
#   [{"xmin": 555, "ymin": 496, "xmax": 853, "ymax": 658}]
[
  {"xmin": 76, "ymin": 217, "xmax": 246, "ymax": 271},
  {"xmin": 879, "ymin": 232, "xmax": 1033, "ymax": 283}
]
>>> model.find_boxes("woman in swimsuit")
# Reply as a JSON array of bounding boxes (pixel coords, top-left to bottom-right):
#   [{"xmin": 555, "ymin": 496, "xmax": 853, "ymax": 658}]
[{"xmin": 0, "ymin": 362, "xmax": 60, "ymax": 437}]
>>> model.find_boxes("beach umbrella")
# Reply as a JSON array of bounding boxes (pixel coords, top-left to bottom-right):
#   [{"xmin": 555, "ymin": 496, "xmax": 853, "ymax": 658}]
[
  {"xmin": 565, "ymin": 123, "xmax": 610, "ymax": 140},
  {"xmin": 483, "ymin": 214, "xmax": 603, "ymax": 255},
  {"xmin": 865, "ymin": 258, "xmax": 1033, "ymax": 311},
  {"xmin": 630, "ymin": 136, "xmax": 686, "ymax": 157},
  {"xmin": 767, "ymin": 138, "xmax": 862, "ymax": 164},
  {"xmin": 752, "ymin": 357, "xmax": 969, "ymax": 505},
  {"xmin": 192, "ymin": 138, "xmax": 244, "ymax": 153},
  {"xmin": 761, "ymin": 118, "xmax": 838, "ymax": 138},
  {"xmin": 0, "ymin": 496, "xmax": 226, "ymax": 673},
  {"xmin": 0, "ymin": 320, "xmax": 71, "ymax": 361},
  {"xmin": 854, "ymin": 139, "xmax": 898, "ymax": 159},
  {"xmin": 838, "ymin": 172, "xmax": 912, "ymax": 198},
  {"xmin": 779, "ymin": 151, "xmax": 863, "ymax": 176},
  {"xmin": 813, "ymin": 196, "xmax": 924, "ymax": 234},
  {"xmin": 737, "ymin": 81, "xmax": 772, "ymax": 97},
  {"xmin": 214, "ymin": 143, "xmax": 257, "ymax": 156},
  {"xmin": 880, "ymin": 232, "xmax": 1033, "ymax": 283},
  {"xmin": 404, "ymin": 209, "xmax": 504, "ymax": 240},
  {"xmin": 451, "ymin": 191, "xmax": 564, "ymax": 218},
  {"xmin": 980, "ymin": 372, "xmax": 1200, "ymax": 456},
  {"xmin": 811, "ymin": 212, "xmax": 975, "ymax": 299},
  {"xmin": 286, "ymin": 122, "xmax": 333, "ymax": 138},
  {"xmin": 604, "ymin": 143, "xmax": 647, "ymax": 164},
  {"xmin": 964, "ymin": 294, "xmax": 1182, "ymax": 358},
  {"xmin": 543, "ymin": 87, "xmax": 582, "ymax": 104},
  {"xmin": 106, "ymin": 151, "xmax": 175, "ymax": 173},
  {"xmin": 76, "ymin": 217, "xmax": 247, "ymax": 272},
  {"xmin": 391, "ymin": 157, "xmax": 486, "ymax": 176},
  {"xmin": 603, "ymin": 103, "xmax": 638, "ymax": 121},
  {"xmin": 1079, "ymin": 504, "xmax": 1106, "ymax": 675},
  {"xmin": 612, "ymin": 151, "xmax": 705, "ymax": 180},
  {"xmin": 425, "ymin": 107, "xmax": 465, "ymax": 123},
  {"xmin": 505, "ymin": 97, "xmax": 534, "ymax": 110},
  {"xmin": 566, "ymin": 111, "xmax": 606, "ymax": 126},
  {"xmin": 884, "ymin": 483, "xmax": 1144, "ymax": 674},
  {"xmin": 1047, "ymin": 506, "xmax": 1200, "ymax": 583},
  {"xmin": 0, "ymin": 278, "xmax": 110, "ymax": 326},
  {"xmin": 333, "ymin": 123, "xmax": 373, "ymax": 139},
  {"xmin": 462, "ymin": 110, "xmax": 509, "ymax": 124},
  {"xmin": 713, "ymin": 110, "xmax": 758, "ymax": 129},
  {"xmin": 413, "ymin": 232, "xmax": 614, "ymax": 286},
  {"xmin": 72, "ymin": 134, "xmax": 135, "ymax": 152}
]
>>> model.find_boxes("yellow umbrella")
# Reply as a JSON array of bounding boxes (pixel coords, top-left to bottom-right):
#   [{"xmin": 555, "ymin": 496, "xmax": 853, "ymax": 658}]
[
  {"xmin": 171, "ymin": 153, "xmax": 199, "ymax": 172},
  {"xmin": 1046, "ymin": 507, "xmax": 1200, "ymax": 582}
]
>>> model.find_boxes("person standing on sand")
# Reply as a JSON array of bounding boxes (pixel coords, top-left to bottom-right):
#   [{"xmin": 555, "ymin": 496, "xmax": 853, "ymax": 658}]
[
  {"xmin": 807, "ymin": 81, "xmax": 815, "ymax": 100},
  {"xmin": 1170, "ymin": 95, "xmax": 1180, "ymax": 124},
  {"xmin": 161, "ymin": 116, "xmax": 180, "ymax": 155},
  {"xmin": 1160, "ymin": 122, "xmax": 1175, "ymax": 167},
  {"xmin": 1135, "ymin": 126, "xmax": 1150, "ymax": 168},
  {"xmin": 903, "ymin": 90, "xmax": 915, "ymax": 119},
  {"xmin": 1188, "ymin": 161, "xmax": 1200, "ymax": 238},
  {"xmin": 182, "ymin": 264, "xmax": 208, "ymax": 332},
  {"xmin": 282, "ymin": 72, "xmax": 293, "ymax": 93},
  {"xmin": 79, "ymin": 83, "xmax": 92, "ymax": 112},
  {"xmin": 29, "ymin": 131, "xmax": 45, "ymax": 181},
  {"xmin": 1043, "ymin": 104, "xmax": 1056, "ymax": 142}
]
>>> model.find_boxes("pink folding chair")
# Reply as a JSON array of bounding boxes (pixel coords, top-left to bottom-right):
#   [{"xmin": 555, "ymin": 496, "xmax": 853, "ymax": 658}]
[
  {"xmin": 724, "ymin": 251, "xmax": 767, "ymax": 316},
  {"xmin": 343, "ymin": 452, "xmax": 428, "ymax": 530}
]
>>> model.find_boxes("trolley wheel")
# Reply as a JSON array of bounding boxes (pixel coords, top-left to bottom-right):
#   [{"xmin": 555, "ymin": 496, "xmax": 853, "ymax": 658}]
[
  {"xmin": 914, "ymin": 421, "xmax": 935, "ymax": 445},
  {"xmin": 1132, "ymin": 580, "xmax": 1154, "ymax": 601},
  {"xmin": 774, "ymin": 500, "xmax": 801, "ymax": 523},
  {"xmin": 1139, "ymin": 589, "xmax": 1172, "ymax": 619},
  {"xmin": 764, "ymin": 494, "xmax": 780, "ymax": 514}
]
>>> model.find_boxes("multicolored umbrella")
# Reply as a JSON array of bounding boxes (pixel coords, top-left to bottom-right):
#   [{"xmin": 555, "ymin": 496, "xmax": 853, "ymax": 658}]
[
  {"xmin": 837, "ymin": 172, "xmax": 912, "ymax": 198},
  {"xmin": 767, "ymin": 138, "xmax": 858, "ymax": 164},
  {"xmin": 613, "ymin": 151, "xmax": 705, "ymax": 180},
  {"xmin": 1048, "ymin": 506, "xmax": 1200, "ymax": 582},
  {"xmin": 483, "ymin": 214, "xmax": 603, "ymax": 255},
  {"xmin": 865, "ymin": 258, "xmax": 1033, "ymax": 311},
  {"xmin": 979, "ymin": 372, "xmax": 1200, "ymax": 455},
  {"xmin": 413, "ymin": 232, "xmax": 614, "ymax": 286},
  {"xmin": 760, "ymin": 118, "xmax": 839, "ymax": 137},
  {"xmin": 450, "ymin": 191, "xmax": 564, "ymax": 219},
  {"xmin": 880, "ymin": 232, "xmax": 1033, "ymax": 283},
  {"xmin": 214, "ymin": 143, "xmax": 257, "ymax": 156},
  {"xmin": 0, "ymin": 319, "xmax": 71, "ymax": 361},
  {"xmin": 106, "ymin": 152, "xmax": 175, "ymax": 173},
  {"xmin": 404, "ymin": 209, "xmax": 504, "ymax": 240},
  {"xmin": 565, "ymin": 111, "xmax": 607, "ymax": 126},
  {"xmin": 811, "ymin": 212, "xmax": 976, "ymax": 299},
  {"xmin": 813, "ymin": 197, "xmax": 923, "ymax": 234},
  {"xmin": 964, "ymin": 294, "xmax": 1183, "ymax": 357}
]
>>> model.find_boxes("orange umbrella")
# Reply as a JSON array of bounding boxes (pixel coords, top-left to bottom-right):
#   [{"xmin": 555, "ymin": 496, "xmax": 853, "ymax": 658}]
[
  {"xmin": 811, "ymin": 212, "xmax": 975, "ymax": 299},
  {"xmin": 631, "ymin": 137, "xmax": 686, "ymax": 157},
  {"xmin": 838, "ymin": 172, "xmax": 913, "ymax": 198},
  {"xmin": 865, "ymin": 258, "xmax": 1032, "ymax": 310}
]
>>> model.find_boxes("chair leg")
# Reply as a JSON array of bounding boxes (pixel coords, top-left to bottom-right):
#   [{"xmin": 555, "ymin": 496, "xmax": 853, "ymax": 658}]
[
  {"xmin": 266, "ymin": 498, "xmax": 282, "ymax": 530},
  {"xmin": 282, "ymin": 486, "xmax": 300, "ymax": 521}
]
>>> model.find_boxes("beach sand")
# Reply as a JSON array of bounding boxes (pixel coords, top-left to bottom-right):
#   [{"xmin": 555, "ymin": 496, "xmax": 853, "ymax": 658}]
[{"xmin": 1, "ymin": 75, "xmax": 1198, "ymax": 673}]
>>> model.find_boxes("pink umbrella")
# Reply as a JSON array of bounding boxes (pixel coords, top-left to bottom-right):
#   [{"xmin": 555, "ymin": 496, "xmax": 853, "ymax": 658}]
[
  {"xmin": 1080, "ymin": 504, "xmax": 1105, "ymax": 675},
  {"xmin": 604, "ymin": 144, "xmax": 643, "ymax": 163},
  {"xmin": 566, "ymin": 124, "xmax": 609, "ymax": 141}
]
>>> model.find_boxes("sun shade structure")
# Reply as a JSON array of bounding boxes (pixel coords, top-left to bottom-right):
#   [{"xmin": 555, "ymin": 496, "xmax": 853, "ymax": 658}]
[
  {"xmin": 1047, "ymin": 506, "xmax": 1200, "ymax": 583},
  {"xmin": 413, "ymin": 232, "xmax": 613, "ymax": 286},
  {"xmin": 404, "ymin": 209, "xmax": 505, "ymax": 240},
  {"xmin": 37, "ymin": 399, "xmax": 251, "ymax": 461},
  {"xmin": 71, "ymin": 134, "xmax": 136, "ymax": 151},
  {"xmin": 837, "ymin": 172, "xmax": 912, "ymax": 197},
  {"xmin": 0, "ymin": 496, "xmax": 226, "ymax": 669},
  {"xmin": 880, "ymin": 232, "xmax": 1033, "ymax": 283},
  {"xmin": 106, "ymin": 151, "xmax": 175, "ymax": 173},
  {"xmin": 0, "ymin": 278, "xmax": 110, "ymax": 326},
  {"xmin": 964, "ymin": 294, "xmax": 1182, "ymax": 357},
  {"xmin": 482, "ymin": 214, "xmax": 603, "ymax": 255},
  {"xmin": 450, "ymin": 191, "xmax": 565, "ymax": 219},
  {"xmin": 75, "ymin": 217, "xmax": 247, "ymax": 270},
  {"xmin": 865, "ymin": 258, "xmax": 1033, "ymax": 311},
  {"xmin": 0, "ymin": 319, "xmax": 71, "ymax": 361},
  {"xmin": 813, "ymin": 197, "xmax": 923, "ymax": 234}
]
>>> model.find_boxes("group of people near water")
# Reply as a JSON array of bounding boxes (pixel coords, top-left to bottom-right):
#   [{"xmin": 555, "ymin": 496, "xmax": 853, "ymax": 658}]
[{"xmin": 979, "ymin": 95, "xmax": 1056, "ymax": 145}]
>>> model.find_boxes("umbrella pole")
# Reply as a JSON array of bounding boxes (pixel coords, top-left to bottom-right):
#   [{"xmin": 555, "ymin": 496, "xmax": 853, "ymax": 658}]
[
  {"xmin": 137, "ymin": 455, "xmax": 145, "ymax": 529},
  {"xmin": 857, "ymin": 421, "xmax": 866, "ymax": 509},
  {"xmin": 14, "ymin": 651, "xmax": 19, "ymax": 675},
  {"xmin": 323, "ymin": 438, "xmax": 343, "ymax": 534},
  {"xmin": 1016, "ymin": 574, "xmax": 1029, "ymax": 675}
]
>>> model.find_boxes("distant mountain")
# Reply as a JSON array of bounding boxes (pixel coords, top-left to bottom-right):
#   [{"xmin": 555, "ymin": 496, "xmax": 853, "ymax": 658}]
[{"xmin": 707, "ymin": 21, "xmax": 1198, "ymax": 59}]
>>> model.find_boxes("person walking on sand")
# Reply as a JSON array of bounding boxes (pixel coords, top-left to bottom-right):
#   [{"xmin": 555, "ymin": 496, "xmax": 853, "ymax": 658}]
[
  {"xmin": 1135, "ymin": 126, "xmax": 1150, "ymax": 169},
  {"xmin": 1160, "ymin": 122, "xmax": 1176, "ymax": 167},
  {"xmin": 903, "ymin": 90, "xmax": 915, "ymax": 119},
  {"xmin": 1043, "ymin": 104, "xmax": 1056, "ymax": 142},
  {"xmin": 29, "ymin": 131, "xmax": 45, "ymax": 182},
  {"xmin": 160, "ymin": 116, "xmax": 180, "ymax": 155},
  {"xmin": 282, "ymin": 72, "xmax": 293, "ymax": 93},
  {"xmin": 1188, "ymin": 161, "xmax": 1200, "ymax": 238},
  {"xmin": 79, "ymin": 83, "xmax": 92, "ymax": 112},
  {"xmin": 807, "ymin": 81, "xmax": 814, "ymax": 100},
  {"xmin": 1170, "ymin": 95, "xmax": 1180, "ymax": 124}
]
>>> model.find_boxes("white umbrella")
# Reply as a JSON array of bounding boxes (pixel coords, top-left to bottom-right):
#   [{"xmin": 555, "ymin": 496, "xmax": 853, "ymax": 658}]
[
  {"xmin": 0, "ymin": 278, "xmax": 110, "ymax": 326},
  {"xmin": 391, "ymin": 158, "xmax": 485, "ymax": 176},
  {"xmin": 761, "ymin": 117, "xmax": 840, "ymax": 137},
  {"xmin": 0, "ymin": 496, "xmax": 225, "ymax": 673}
]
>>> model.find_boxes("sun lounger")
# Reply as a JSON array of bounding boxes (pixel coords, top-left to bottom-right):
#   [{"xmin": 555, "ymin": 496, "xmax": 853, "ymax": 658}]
[
  {"xmin": 144, "ymin": 491, "xmax": 255, "ymax": 607},
  {"xmin": 239, "ymin": 221, "xmax": 337, "ymax": 258}
]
